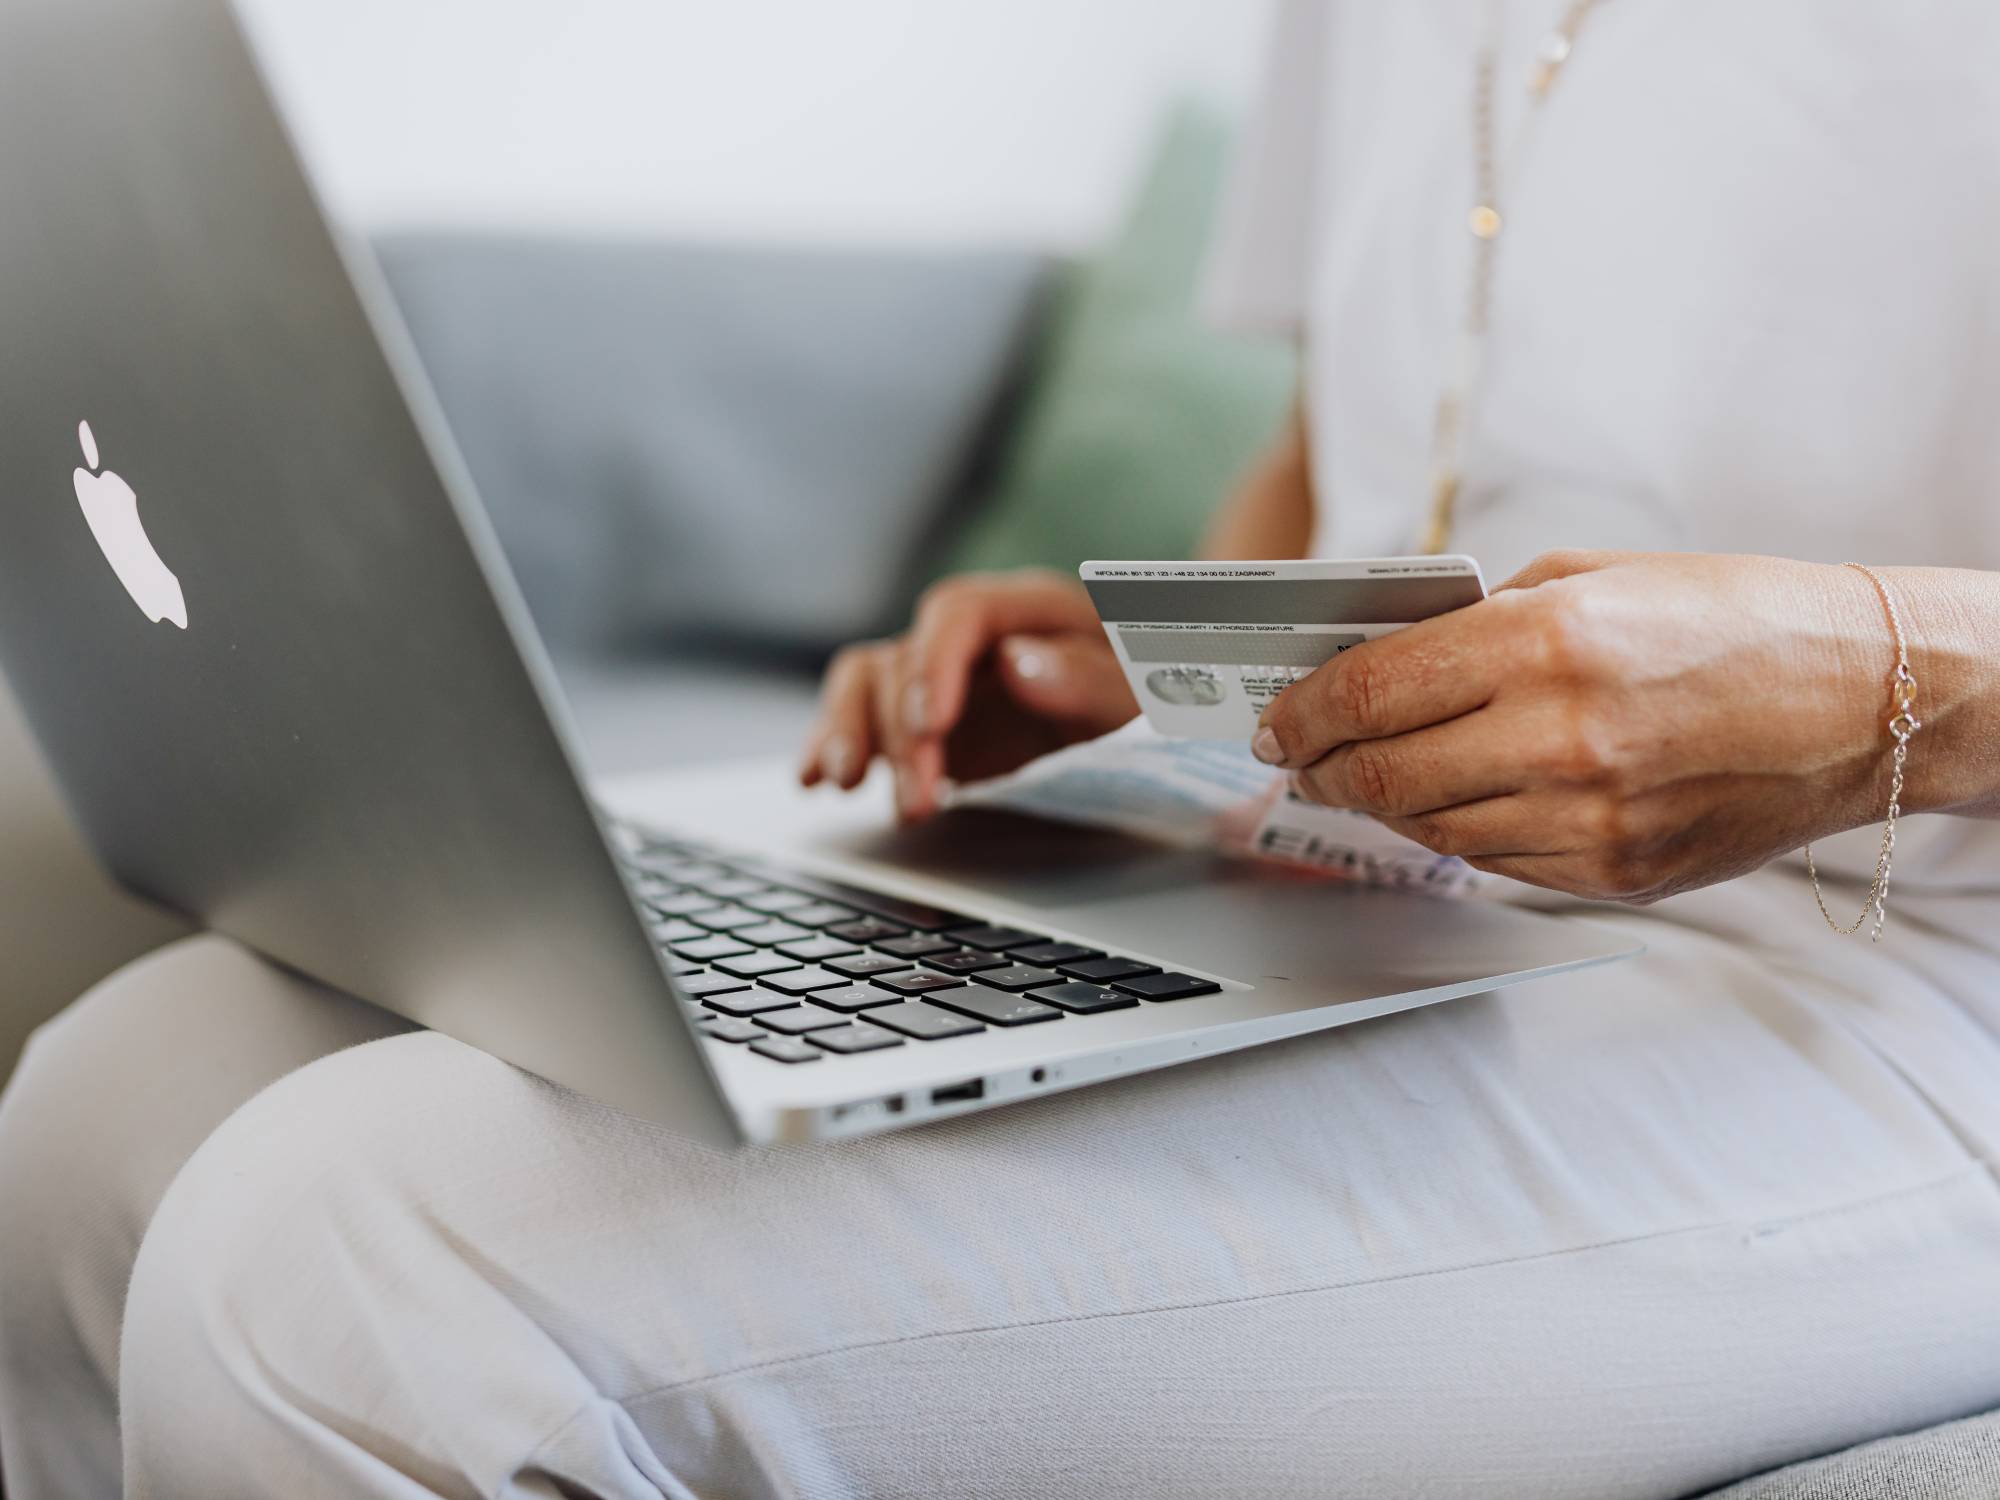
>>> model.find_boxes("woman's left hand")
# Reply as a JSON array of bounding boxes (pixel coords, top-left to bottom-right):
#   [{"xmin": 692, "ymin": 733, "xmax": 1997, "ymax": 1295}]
[{"xmin": 1252, "ymin": 550, "xmax": 1907, "ymax": 902}]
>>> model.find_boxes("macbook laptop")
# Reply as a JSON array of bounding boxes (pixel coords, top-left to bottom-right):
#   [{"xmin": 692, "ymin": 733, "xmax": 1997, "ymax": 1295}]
[{"xmin": 0, "ymin": 0, "xmax": 1638, "ymax": 1144}]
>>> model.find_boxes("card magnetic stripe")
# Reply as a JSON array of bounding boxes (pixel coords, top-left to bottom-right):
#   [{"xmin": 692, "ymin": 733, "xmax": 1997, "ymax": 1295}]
[
  {"xmin": 1083, "ymin": 577, "xmax": 1484, "ymax": 625},
  {"xmin": 1116, "ymin": 628, "xmax": 1365, "ymax": 668}
]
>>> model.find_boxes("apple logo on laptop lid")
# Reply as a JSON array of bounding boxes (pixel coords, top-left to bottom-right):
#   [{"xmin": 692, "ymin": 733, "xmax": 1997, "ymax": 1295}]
[{"xmin": 72, "ymin": 420, "xmax": 187, "ymax": 630}]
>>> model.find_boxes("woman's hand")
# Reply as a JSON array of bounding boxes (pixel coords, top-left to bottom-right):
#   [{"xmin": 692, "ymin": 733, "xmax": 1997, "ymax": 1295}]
[
  {"xmin": 799, "ymin": 569, "xmax": 1139, "ymax": 821},
  {"xmin": 1253, "ymin": 550, "xmax": 1920, "ymax": 902}
]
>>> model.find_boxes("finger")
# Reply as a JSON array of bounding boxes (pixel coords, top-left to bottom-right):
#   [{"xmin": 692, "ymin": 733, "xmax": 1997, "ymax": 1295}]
[
  {"xmin": 897, "ymin": 573, "xmax": 1101, "ymax": 743},
  {"xmin": 1369, "ymin": 796, "xmax": 1566, "ymax": 860},
  {"xmin": 1254, "ymin": 601, "xmax": 1525, "ymax": 768},
  {"xmin": 1459, "ymin": 854, "xmax": 1579, "ymax": 894},
  {"xmin": 901, "ymin": 736, "xmax": 948, "ymax": 822},
  {"xmin": 867, "ymin": 642, "xmax": 925, "ymax": 816},
  {"xmin": 1460, "ymin": 853, "xmax": 1631, "ymax": 901},
  {"xmin": 800, "ymin": 646, "xmax": 884, "ymax": 791},
  {"xmin": 803, "ymin": 657, "xmax": 880, "ymax": 791},
  {"xmin": 870, "ymin": 643, "xmax": 949, "ymax": 821},
  {"xmin": 1496, "ymin": 548, "xmax": 1635, "ymax": 593},
  {"xmin": 996, "ymin": 634, "xmax": 1139, "ymax": 731},
  {"xmin": 1290, "ymin": 709, "xmax": 1527, "ymax": 817}
]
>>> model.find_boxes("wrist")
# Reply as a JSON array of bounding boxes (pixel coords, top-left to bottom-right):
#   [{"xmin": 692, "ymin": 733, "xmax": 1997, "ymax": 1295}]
[
  {"xmin": 1868, "ymin": 567, "xmax": 2000, "ymax": 816},
  {"xmin": 1810, "ymin": 562, "xmax": 1910, "ymax": 828}
]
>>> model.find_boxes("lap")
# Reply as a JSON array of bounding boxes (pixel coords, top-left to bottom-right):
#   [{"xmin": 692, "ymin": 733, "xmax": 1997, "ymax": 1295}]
[
  {"xmin": 0, "ymin": 935, "xmax": 411, "ymax": 1499},
  {"xmin": 109, "ymin": 870, "xmax": 2000, "ymax": 1499}
]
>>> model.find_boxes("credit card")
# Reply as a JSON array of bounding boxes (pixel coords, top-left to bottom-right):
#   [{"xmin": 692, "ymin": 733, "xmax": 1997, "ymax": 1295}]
[{"xmin": 1080, "ymin": 557, "xmax": 1487, "ymax": 740}]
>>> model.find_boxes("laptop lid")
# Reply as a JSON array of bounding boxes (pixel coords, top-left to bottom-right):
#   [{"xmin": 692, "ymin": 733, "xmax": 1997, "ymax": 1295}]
[{"xmin": 0, "ymin": 0, "xmax": 739, "ymax": 1143}]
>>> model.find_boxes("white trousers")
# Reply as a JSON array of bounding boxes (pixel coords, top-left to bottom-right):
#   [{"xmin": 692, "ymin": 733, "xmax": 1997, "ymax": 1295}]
[{"xmin": 2, "ymin": 866, "xmax": 1999, "ymax": 1499}]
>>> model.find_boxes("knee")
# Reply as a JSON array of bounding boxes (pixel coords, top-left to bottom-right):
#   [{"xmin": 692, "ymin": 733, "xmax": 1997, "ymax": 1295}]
[
  {"xmin": 0, "ymin": 934, "xmax": 409, "ymax": 1265},
  {"xmin": 118, "ymin": 1033, "xmax": 610, "ymax": 1491},
  {"xmin": 0, "ymin": 934, "xmax": 413, "ymax": 1408},
  {"xmin": 0, "ymin": 939, "xmax": 274, "ymax": 1329},
  {"xmin": 119, "ymin": 1028, "xmax": 515, "ymax": 1326}
]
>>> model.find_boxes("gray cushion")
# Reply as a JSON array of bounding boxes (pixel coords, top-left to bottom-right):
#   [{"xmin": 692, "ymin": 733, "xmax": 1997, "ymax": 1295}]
[
  {"xmin": 1701, "ymin": 1410, "xmax": 2000, "ymax": 1500},
  {"xmin": 374, "ymin": 235, "xmax": 1052, "ymax": 653}
]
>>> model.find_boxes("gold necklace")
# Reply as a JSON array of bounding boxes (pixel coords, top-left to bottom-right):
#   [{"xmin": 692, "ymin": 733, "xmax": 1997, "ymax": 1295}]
[{"xmin": 1421, "ymin": 0, "xmax": 1606, "ymax": 555}]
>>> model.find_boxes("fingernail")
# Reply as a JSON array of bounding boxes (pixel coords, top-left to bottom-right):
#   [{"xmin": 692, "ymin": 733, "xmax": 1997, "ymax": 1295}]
[
  {"xmin": 895, "ymin": 767, "xmax": 922, "ymax": 819},
  {"xmin": 823, "ymin": 735, "xmax": 853, "ymax": 785},
  {"xmin": 903, "ymin": 681, "xmax": 931, "ymax": 735},
  {"xmin": 1009, "ymin": 642, "xmax": 1052, "ymax": 681},
  {"xmin": 1251, "ymin": 727, "xmax": 1285, "ymax": 765}
]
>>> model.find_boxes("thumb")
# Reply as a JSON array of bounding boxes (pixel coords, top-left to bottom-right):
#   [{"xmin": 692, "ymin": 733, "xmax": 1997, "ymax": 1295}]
[{"xmin": 995, "ymin": 633, "xmax": 1137, "ymax": 730}]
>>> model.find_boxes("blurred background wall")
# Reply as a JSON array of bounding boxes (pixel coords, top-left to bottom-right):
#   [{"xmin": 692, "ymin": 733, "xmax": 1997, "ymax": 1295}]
[{"xmin": 237, "ymin": 0, "xmax": 1274, "ymax": 247}]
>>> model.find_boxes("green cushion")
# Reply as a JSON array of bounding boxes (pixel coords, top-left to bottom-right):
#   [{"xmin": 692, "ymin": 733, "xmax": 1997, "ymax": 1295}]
[{"xmin": 942, "ymin": 103, "xmax": 1298, "ymax": 577}]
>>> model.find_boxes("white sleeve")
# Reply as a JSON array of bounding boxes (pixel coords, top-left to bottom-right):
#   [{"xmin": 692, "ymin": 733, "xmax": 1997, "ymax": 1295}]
[{"xmin": 1203, "ymin": 0, "xmax": 1329, "ymax": 336}]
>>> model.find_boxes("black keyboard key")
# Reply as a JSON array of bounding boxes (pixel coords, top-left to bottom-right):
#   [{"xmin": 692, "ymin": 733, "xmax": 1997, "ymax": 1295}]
[
  {"xmin": 644, "ymin": 840, "xmax": 708, "ymax": 864},
  {"xmin": 698, "ymin": 876, "xmax": 769, "ymax": 899},
  {"xmin": 679, "ymin": 971, "xmax": 752, "ymax": 998},
  {"xmin": 1114, "ymin": 972, "xmax": 1223, "ymax": 1002},
  {"xmin": 732, "ymin": 865, "xmax": 969, "ymax": 932},
  {"xmin": 736, "ymin": 920, "xmax": 813, "ymax": 947},
  {"xmin": 1059, "ymin": 956, "xmax": 1160, "ymax": 984},
  {"xmin": 652, "ymin": 918, "xmax": 708, "ymax": 945},
  {"xmin": 926, "ymin": 988, "xmax": 1062, "ymax": 1027},
  {"xmin": 810, "ymin": 982, "xmax": 901, "ymax": 1014},
  {"xmin": 972, "ymin": 965, "xmax": 1065, "ymax": 993},
  {"xmin": 876, "ymin": 934, "xmax": 958, "ymax": 959},
  {"xmin": 704, "ymin": 988, "xmax": 803, "ymax": 1018},
  {"xmin": 699, "ymin": 1017, "xmax": 764, "ymax": 1043},
  {"xmin": 755, "ymin": 1005, "xmax": 850, "ymax": 1035},
  {"xmin": 672, "ymin": 936, "xmax": 755, "ymax": 963},
  {"xmin": 1029, "ymin": 983, "xmax": 1138, "ymax": 1015},
  {"xmin": 946, "ymin": 924, "xmax": 1044, "ymax": 952},
  {"xmin": 666, "ymin": 957, "xmax": 703, "ymax": 976},
  {"xmin": 647, "ymin": 891, "xmax": 722, "ymax": 918},
  {"xmin": 825, "ymin": 917, "xmax": 908, "ymax": 944},
  {"xmin": 757, "ymin": 966, "xmax": 851, "ymax": 996},
  {"xmin": 809, "ymin": 1022, "xmax": 905, "ymax": 1055},
  {"xmin": 826, "ymin": 953, "xmax": 912, "ymax": 980},
  {"xmin": 923, "ymin": 950, "xmax": 1008, "ymax": 975},
  {"xmin": 875, "ymin": 971, "xmax": 968, "ymax": 997},
  {"xmin": 786, "ymin": 902, "xmax": 861, "ymax": 929},
  {"xmin": 868, "ymin": 1002, "xmax": 986, "ymax": 1040},
  {"xmin": 660, "ymin": 861, "xmax": 734, "ymax": 885},
  {"xmin": 741, "ymin": 888, "xmax": 813, "ymax": 914},
  {"xmin": 642, "ymin": 858, "xmax": 729, "ymax": 884},
  {"xmin": 776, "ymin": 935, "xmax": 861, "ymax": 963},
  {"xmin": 687, "ymin": 906, "xmax": 767, "ymax": 933},
  {"xmin": 1007, "ymin": 941, "xmax": 1102, "ymax": 967},
  {"xmin": 713, "ymin": 952, "xmax": 804, "ymax": 979},
  {"xmin": 750, "ymin": 1036, "xmax": 823, "ymax": 1064}
]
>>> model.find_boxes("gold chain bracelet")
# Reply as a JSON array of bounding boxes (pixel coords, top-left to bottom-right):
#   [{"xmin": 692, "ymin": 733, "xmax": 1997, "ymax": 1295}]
[{"xmin": 1805, "ymin": 563, "xmax": 1920, "ymax": 942}]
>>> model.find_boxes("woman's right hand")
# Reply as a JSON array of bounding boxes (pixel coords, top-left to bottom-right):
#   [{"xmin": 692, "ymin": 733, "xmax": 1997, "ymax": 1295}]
[{"xmin": 798, "ymin": 569, "xmax": 1139, "ymax": 822}]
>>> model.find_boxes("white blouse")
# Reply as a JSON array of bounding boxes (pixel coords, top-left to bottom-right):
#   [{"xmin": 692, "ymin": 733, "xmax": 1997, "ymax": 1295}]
[{"xmin": 1207, "ymin": 0, "xmax": 2000, "ymax": 898}]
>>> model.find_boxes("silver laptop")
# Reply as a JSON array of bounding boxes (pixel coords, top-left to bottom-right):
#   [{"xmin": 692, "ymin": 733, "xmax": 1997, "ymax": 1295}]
[{"xmin": 0, "ymin": 0, "xmax": 1637, "ymax": 1144}]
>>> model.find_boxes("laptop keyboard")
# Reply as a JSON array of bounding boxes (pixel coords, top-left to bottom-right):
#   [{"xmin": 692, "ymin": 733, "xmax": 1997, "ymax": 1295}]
[{"xmin": 617, "ymin": 834, "xmax": 1221, "ymax": 1065}]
